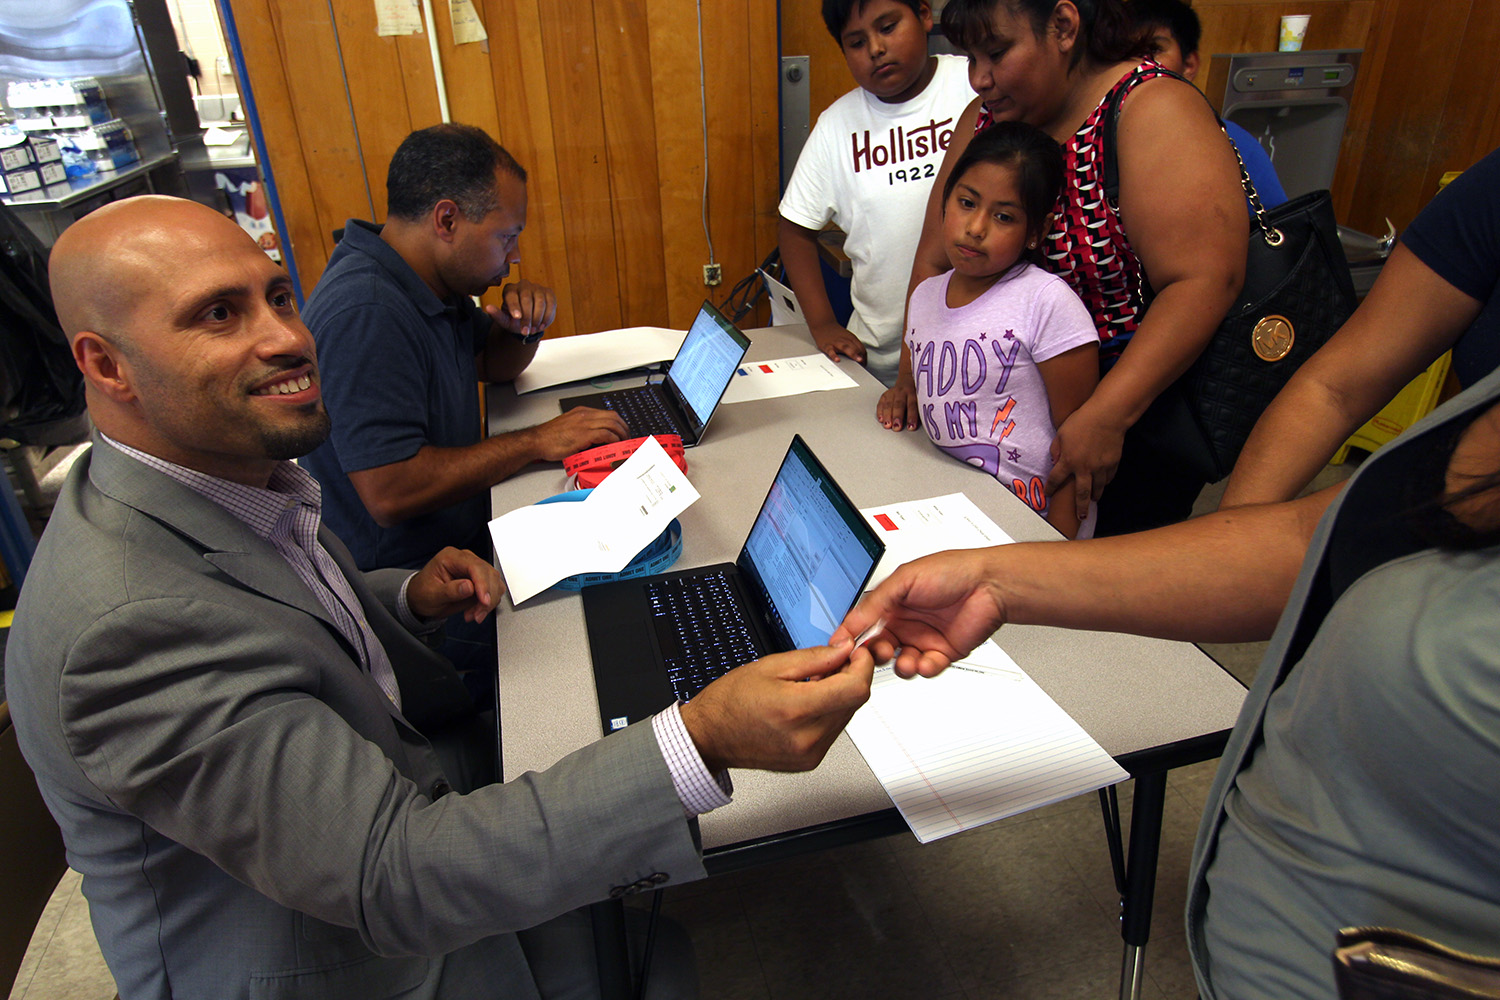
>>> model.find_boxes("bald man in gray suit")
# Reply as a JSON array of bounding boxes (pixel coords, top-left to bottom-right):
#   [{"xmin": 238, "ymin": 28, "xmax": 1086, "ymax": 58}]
[{"xmin": 4, "ymin": 197, "xmax": 874, "ymax": 1000}]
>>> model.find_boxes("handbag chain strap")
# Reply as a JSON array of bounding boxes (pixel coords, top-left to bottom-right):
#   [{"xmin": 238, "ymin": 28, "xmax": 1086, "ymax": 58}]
[
  {"xmin": 1231, "ymin": 133, "xmax": 1284, "ymax": 248},
  {"xmin": 1103, "ymin": 64, "xmax": 1283, "ymax": 250}
]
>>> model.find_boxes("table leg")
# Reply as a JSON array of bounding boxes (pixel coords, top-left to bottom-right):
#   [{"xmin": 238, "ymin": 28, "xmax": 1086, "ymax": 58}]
[
  {"xmin": 590, "ymin": 899, "xmax": 633, "ymax": 1000},
  {"xmin": 1116, "ymin": 771, "xmax": 1167, "ymax": 1000}
]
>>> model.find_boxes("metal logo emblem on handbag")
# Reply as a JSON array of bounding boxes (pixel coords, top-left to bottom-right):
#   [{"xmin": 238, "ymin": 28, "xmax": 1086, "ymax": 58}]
[{"xmin": 1252, "ymin": 315, "xmax": 1295, "ymax": 362}]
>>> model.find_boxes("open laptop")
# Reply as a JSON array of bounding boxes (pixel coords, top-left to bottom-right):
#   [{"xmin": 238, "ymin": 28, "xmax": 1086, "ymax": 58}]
[
  {"xmin": 582, "ymin": 435, "xmax": 885, "ymax": 733},
  {"xmin": 558, "ymin": 300, "xmax": 750, "ymax": 447},
  {"xmin": 758, "ymin": 268, "xmax": 807, "ymax": 327}
]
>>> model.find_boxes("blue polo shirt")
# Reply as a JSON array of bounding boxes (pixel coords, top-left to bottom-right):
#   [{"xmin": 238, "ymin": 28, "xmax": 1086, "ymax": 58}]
[{"xmin": 300, "ymin": 220, "xmax": 492, "ymax": 571}]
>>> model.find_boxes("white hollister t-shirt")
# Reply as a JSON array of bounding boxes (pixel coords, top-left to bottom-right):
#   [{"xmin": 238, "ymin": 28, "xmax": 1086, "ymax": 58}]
[{"xmin": 779, "ymin": 54, "xmax": 974, "ymax": 385}]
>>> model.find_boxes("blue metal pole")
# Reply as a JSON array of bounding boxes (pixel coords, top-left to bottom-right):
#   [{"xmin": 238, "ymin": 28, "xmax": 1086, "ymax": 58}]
[{"xmin": 214, "ymin": 0, "xmax": 305, "ymax": 307}]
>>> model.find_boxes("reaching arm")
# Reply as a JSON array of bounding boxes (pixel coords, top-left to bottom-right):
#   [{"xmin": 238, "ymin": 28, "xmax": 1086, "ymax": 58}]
[
  {"xmin": 835, "ymin": 483, "xmax": 1338, "ymax": 678},
  {"xmin": 1220, "ymin": 243, "xmax": 1482, "ymax": 507},
  {"xmin": 348, "ymin": 406, "xmax": 630, "ymax": 526},
  {"xmin": 1035, "ymin": 342, "xmax": 1100, "ymax": 538},
  {"xmin": 1046, "ymin": 78, "xmax": 1247, "ymax": 520},
  {"xmin": 778, "ymin": 216, "xmax": 866, "ymax": 364}
]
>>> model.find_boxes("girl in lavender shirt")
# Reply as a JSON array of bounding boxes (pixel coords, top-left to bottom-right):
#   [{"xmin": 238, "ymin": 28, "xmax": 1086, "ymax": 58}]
[{"xmin": 906, "ymin": 122, "xmax": 1100, "ymax": 537}]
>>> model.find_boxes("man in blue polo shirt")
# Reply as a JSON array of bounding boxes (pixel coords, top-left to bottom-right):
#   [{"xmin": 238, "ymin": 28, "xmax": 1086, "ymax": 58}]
[
  {"xmin": 302, "ymin": 123, "xmax": 628, "ymax": 674},
  {"xmin": 302, "ymin": 124, "xmax": 627, "ymax": 572}
]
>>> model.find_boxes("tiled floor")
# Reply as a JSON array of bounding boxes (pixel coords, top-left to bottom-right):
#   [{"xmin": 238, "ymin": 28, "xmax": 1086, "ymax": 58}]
[
  {"xmin": 9, "ymin": 868, "xmax": 117, "ymax": 1000},
  {"xmin": 11, "ymin": 755, "xmax": 1238, "ymax": 1000},
  {"xmin": 10, "ymin": 466, "xmax": 1353, "ymax": 1000}
]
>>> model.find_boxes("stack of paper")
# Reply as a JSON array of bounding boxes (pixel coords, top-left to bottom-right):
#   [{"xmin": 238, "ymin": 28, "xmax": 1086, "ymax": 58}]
[
  {"xmin": 860, "ymin": 492, "xmax": 1014, "ymax": 589},
  {"xmin": 849, "ymin": 494, "xmax": 1128, "ymax": 842},
  {"xmin": 847, "ymin": 640, "xmax": 1129, "ymax": 843},
  {"xmin": 513, "ymin": 327, "xmax": 686, "ymax": 394}
]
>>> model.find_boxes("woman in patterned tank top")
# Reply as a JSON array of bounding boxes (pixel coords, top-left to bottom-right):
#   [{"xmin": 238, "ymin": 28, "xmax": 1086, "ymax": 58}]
[{"xmin": 877, "ymin": 0, "xmax": 1246, "ymax": 536}]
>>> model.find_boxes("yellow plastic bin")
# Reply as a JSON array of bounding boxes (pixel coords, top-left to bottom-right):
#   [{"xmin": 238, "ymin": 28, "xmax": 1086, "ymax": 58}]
[{"xmin": 1332, "ymin": 351, "xmax": 1452, "ymax": 464}]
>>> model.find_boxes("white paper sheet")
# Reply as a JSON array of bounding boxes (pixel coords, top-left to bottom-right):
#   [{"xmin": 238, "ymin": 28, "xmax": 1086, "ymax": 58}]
[
  {"xmin": 513, "ymin": 327, "xmax": 687, "ymax": 394},
  {"xmin": 758, "ymin": 268, "xmax": 806, "ymax": 326},
  {"xmin": 720, "ymin": 354, "xmax": 859, "ymax": 404},
  {"xmin": 488, "ymin": 437, "xmax": 699, "ymax": 604},
  {"xmin": 374, "ymin": 0, "xmax": 423, "ymax": 35},
  {"xmin": 847, "ymin": 641, "xmax": 1130, "ymax": 843},
  {"xmin": 860, "ymin": 492, "xmax": 1014, "ymax": 589},
  {"xmin": 448, "ymin": 0, "xmax": 487, "ymax": 43}
]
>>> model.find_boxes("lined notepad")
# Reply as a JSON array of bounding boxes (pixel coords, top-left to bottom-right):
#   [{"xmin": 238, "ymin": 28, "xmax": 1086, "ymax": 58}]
[{"xmin": 847, "ymin": 640, "xmax": 1130, "ymax": 844}]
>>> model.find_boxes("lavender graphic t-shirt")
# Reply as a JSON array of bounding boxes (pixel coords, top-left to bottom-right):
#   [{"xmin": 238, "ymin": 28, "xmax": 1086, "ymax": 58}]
[{"xmin": 907, "ymin": 263, "xmax": 1099, "ymax": 526}]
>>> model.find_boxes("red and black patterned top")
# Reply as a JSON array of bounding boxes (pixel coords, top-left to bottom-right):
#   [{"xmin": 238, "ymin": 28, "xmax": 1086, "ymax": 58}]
[{"xmin": 975, "ymin": 61, "xmax": 1171, "ymax": 362}]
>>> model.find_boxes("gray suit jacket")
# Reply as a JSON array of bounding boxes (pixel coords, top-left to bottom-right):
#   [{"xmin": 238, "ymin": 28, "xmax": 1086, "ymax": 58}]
[
  {"xmin": 1185, "ymin": 366, "xmax": 1500, "ymax": 998},
  {"xmin": 5, "ymin": 438, "xmax": 705, "ymax": 1000}
]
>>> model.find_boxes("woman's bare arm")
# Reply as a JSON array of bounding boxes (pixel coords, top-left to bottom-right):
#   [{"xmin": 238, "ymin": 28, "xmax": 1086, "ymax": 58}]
[
  {"xmin": 1220, "ymin": 244, "xmax": 1482, "ymax": 507},
  {"xmin": 1047, "ymin": 76, "xmax": 1247, "ymax": 520}
]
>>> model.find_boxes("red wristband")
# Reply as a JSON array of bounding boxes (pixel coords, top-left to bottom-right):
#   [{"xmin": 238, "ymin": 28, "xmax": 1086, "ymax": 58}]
[{"xmin": 563, "ymin": 435, "xmax": 687, "ymax": 489}]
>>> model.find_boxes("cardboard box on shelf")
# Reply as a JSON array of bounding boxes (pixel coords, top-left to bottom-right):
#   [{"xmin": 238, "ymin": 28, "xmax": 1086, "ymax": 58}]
[
  {"xmin": 0, "ymin": 165, "xmax": 43, "ymax": 194},
  {"xmin": 0, "ymin": 143, "xmax": 33, "ymax": 171}
]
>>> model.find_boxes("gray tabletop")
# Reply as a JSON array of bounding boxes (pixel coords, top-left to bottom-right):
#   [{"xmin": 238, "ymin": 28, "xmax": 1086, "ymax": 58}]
[{"xmin": 487, "ymin": 323, "xmax": 1247, "ymax": 851}]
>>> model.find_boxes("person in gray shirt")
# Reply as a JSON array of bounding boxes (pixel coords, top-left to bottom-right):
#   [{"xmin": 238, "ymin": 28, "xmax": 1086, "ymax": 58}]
[{"xmin": 839, "ymin": 364, "xmax": 1500, "ymax": 1000}]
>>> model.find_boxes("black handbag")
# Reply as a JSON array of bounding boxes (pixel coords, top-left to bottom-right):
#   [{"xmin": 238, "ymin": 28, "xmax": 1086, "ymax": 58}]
[
  {"xmin": 1333, "ymin": 927, "xmax": 1500, "ymax": 1000},
  {"xmin": 1102, "ymin": 67, "xmax": 1359, "ymax": 482}
]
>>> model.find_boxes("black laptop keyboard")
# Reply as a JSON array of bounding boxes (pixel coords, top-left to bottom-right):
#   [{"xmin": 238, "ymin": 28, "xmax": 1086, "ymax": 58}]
[
  {"xmin": 599, "ymin": 389, "xmax": 679, "ymax": 438},
  {"xmin": 644, "ymin": 572, "xmax": 761, "ymax": 703}
]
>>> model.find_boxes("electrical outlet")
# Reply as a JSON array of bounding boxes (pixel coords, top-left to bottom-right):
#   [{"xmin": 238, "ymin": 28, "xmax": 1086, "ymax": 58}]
[
  {"xmin": 703, "ymin": 263, "xmax": 722, "ymax": 287},
  {"xmin": 216, "ymin": 55, "xmax": 231, "ymax": 77}
]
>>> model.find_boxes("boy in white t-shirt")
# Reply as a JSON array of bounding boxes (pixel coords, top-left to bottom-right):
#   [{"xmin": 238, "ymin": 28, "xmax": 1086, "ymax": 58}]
[{"xmin": 778, "ymin": 0, "xmax": 974, "ymax": 386}]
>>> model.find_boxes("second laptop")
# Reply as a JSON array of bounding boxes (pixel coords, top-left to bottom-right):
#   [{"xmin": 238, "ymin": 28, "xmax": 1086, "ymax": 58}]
[{"xmin": 558, "ymin": 299, "xmax": 750, "ymax": 447}]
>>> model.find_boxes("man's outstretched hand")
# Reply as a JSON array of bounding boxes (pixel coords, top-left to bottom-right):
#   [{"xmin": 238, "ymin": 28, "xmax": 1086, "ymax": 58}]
[{"xmin": 680, "ymin": 640, "xmax": 874, "ymax": 773}]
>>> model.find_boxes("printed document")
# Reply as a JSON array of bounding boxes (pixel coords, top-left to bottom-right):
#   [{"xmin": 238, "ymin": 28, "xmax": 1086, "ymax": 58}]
[
  {"xmin": 489, "ymin": 436, "xmax": 698, "ymax": 604},
  {"xmin": 849, "ymin": 492, "xmax": 1126, "ymax": 842},
  {"xmin": 721, "ymin": 354, "xmax": 859, "ymax": 404},
  {"xmin": 860, "ymin": 492, "xmax": 1013, "ymax": 589}
]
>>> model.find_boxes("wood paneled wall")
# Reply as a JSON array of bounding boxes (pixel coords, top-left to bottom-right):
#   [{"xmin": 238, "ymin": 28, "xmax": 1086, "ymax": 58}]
[
  {"xmin": 780, "ymin": 0, "xmax": 1500, "ymax": 236},
  {"xmin": 226, "ymin": 0, "xmax": 779, "ymax": 337},
  {"xmin": 1330, "ymin": 0, "xmax": 1500, "ymax": 234},
  {"xmin": 231, "ymin": 0, "xmax": 1500, "ymax": 335}
]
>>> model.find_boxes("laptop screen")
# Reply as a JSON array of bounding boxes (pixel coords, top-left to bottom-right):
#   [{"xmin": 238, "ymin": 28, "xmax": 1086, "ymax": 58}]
[
  {"xmin": 665, "ymin": 301, "xmax": 751, "ymax": 435},
  {"xmin": 737, "ymin": 436, "xmax": 884, "ymax": 651}
]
